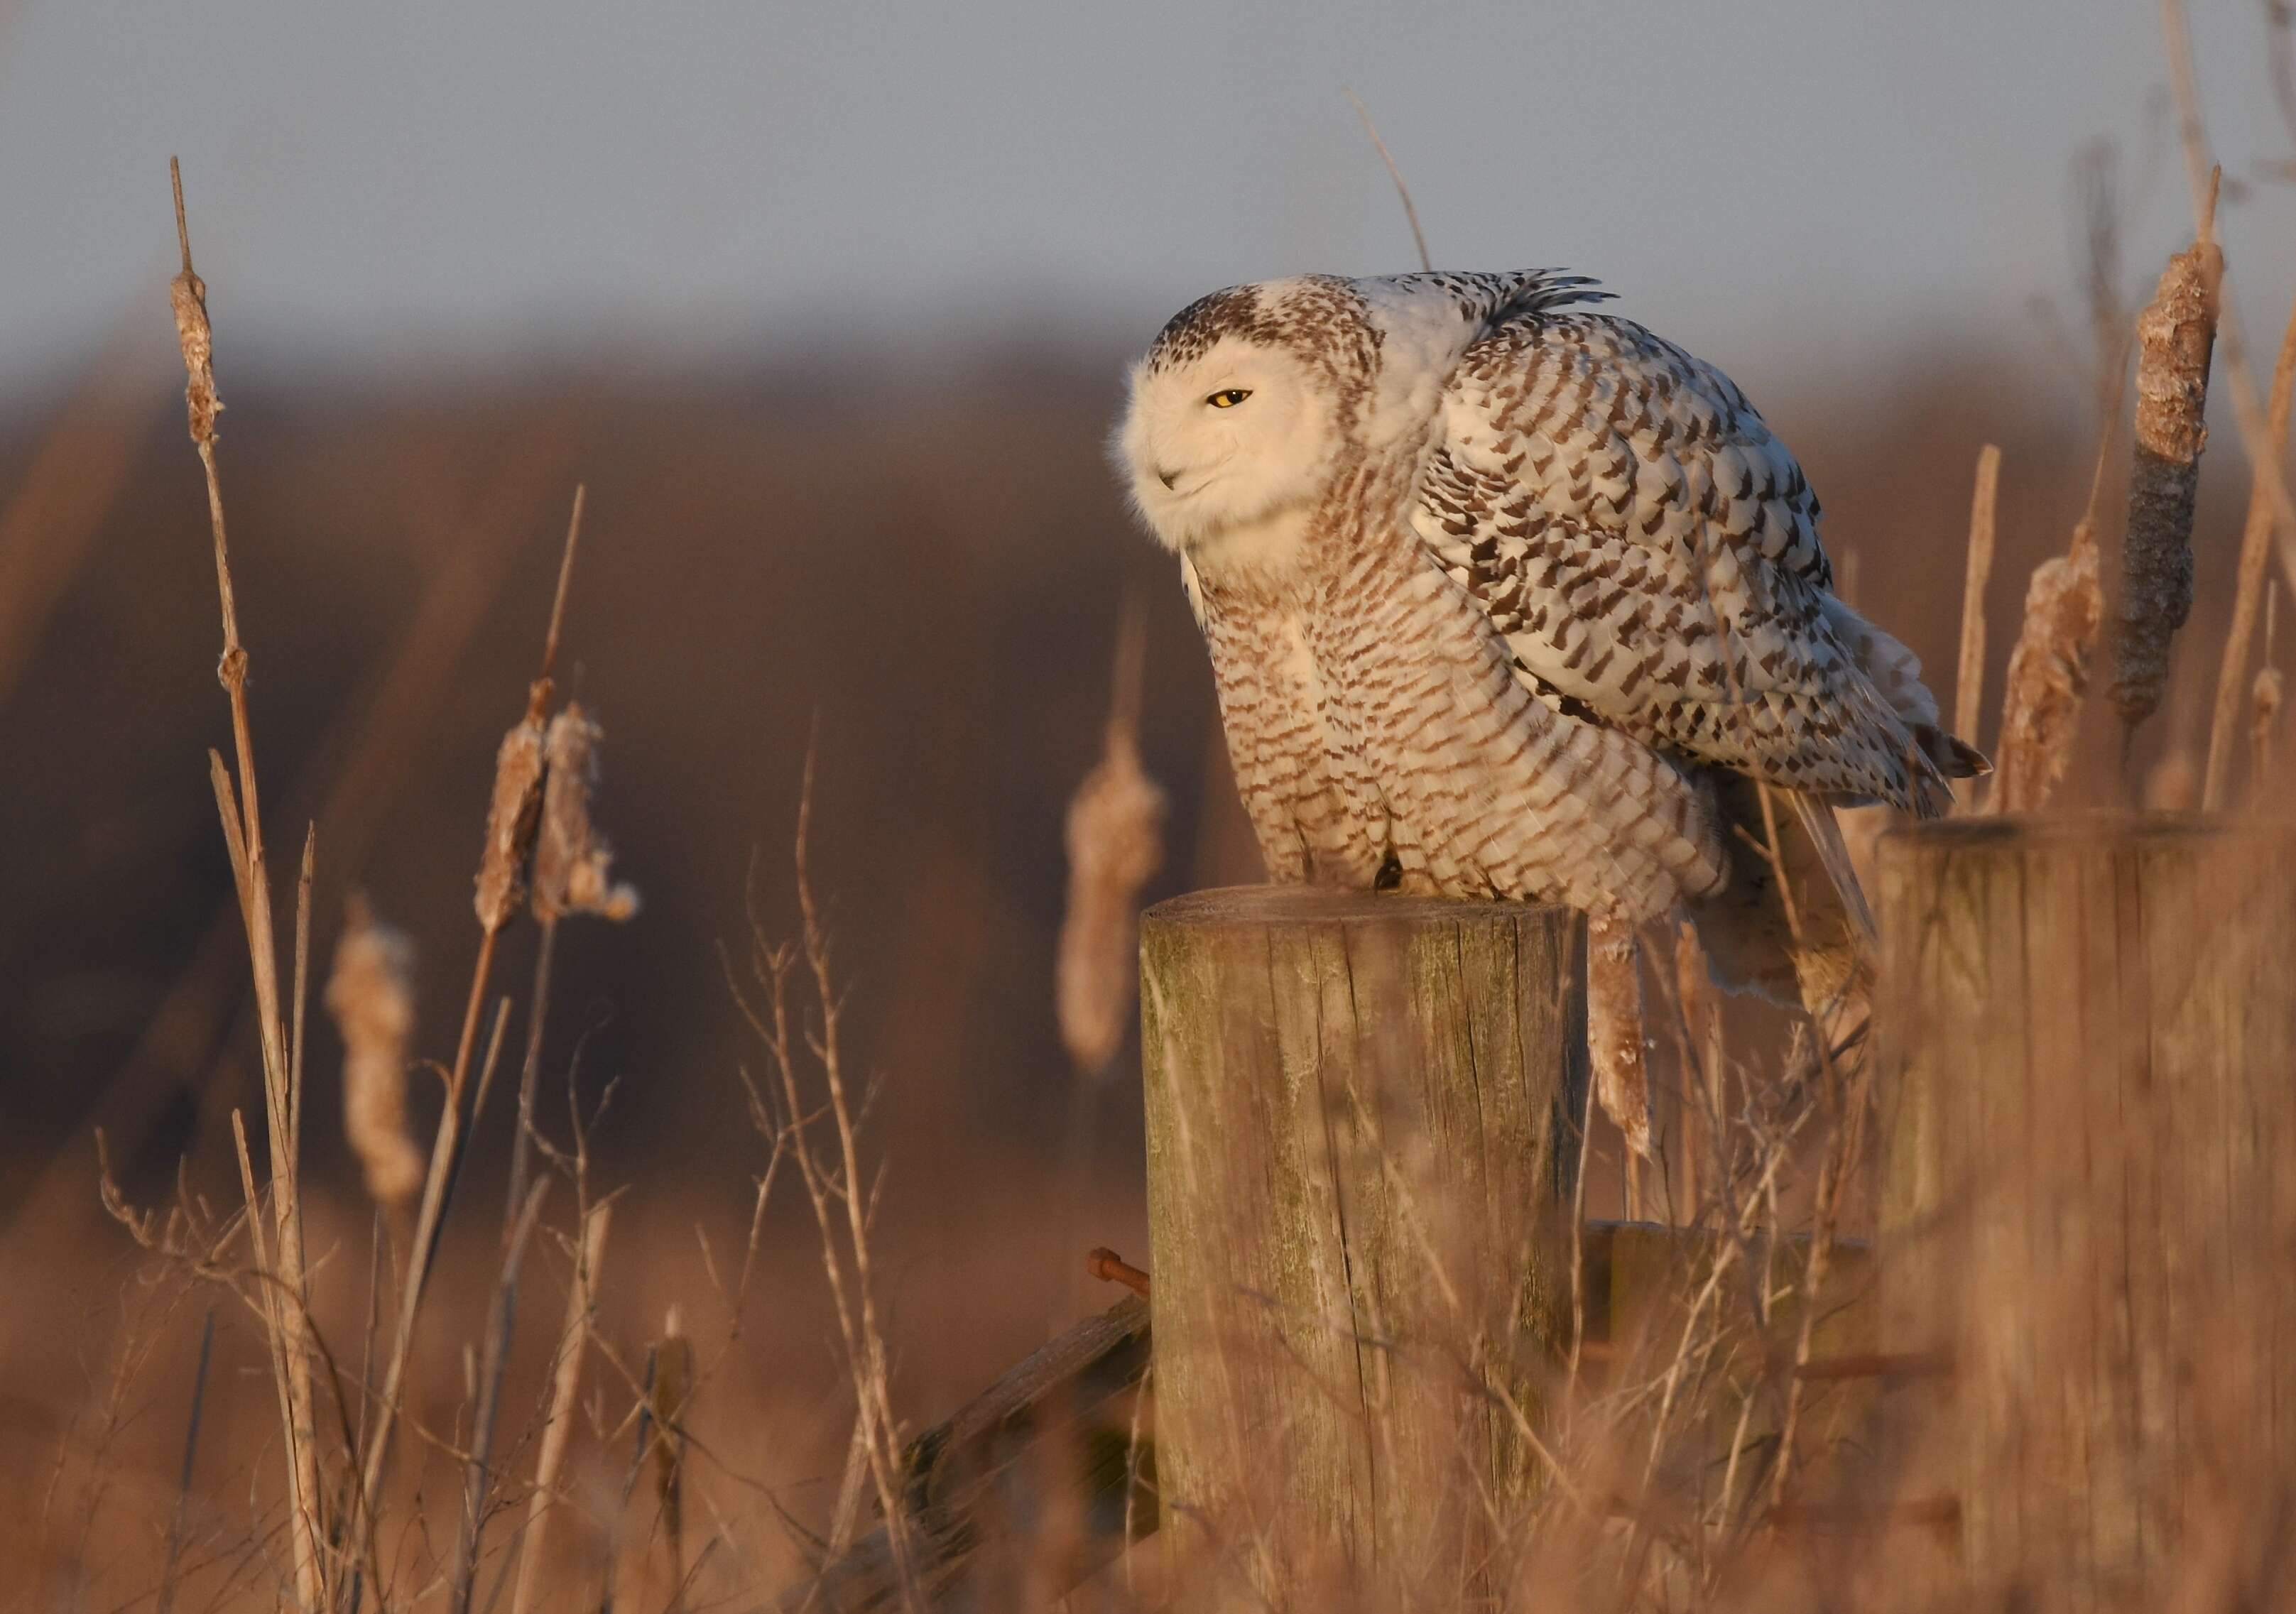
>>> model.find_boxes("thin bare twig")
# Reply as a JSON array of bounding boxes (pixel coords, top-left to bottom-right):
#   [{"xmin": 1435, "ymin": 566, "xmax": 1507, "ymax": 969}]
[
  {"xmin": 1954, "ymin": 445, "xmax": 2001, "ymax": 809},
  {"xmin": 155, "ymin": 1308, "xmax": 217, "ymax": 1614},
  {"xmin": 1345, "ymin": 89, "xmax": 1432, "ymax": 273},
  {"xmin": 2204, "ymin": 288, "xmax": 2296, "ymax": 807}
]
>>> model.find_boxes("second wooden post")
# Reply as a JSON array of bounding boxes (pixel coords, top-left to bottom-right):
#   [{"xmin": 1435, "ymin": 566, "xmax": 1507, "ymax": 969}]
[{"xmin": 1138, "ymin": 885, "xmax": 1586, "ymax": 1598}]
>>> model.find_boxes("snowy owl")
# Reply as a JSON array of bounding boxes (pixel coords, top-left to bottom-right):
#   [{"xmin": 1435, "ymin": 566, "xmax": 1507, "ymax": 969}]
[{"xmin": 1115, "ymin": 270, "xmax": 1984, "ymax": 1020}]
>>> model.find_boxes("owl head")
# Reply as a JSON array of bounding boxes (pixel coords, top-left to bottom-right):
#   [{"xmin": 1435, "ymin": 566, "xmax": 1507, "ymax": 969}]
[{"xmin": 1115, "ymin": 271, "xmax": 1604, "ymax": 566}]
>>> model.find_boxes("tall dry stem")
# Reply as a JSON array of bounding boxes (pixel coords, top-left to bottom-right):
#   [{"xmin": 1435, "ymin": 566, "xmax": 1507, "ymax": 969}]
[
  {"xmin": 344, "ymin": 491, "xmax": 587, "ymax": 1597},
  {"xmin": 1954, "ymin": 444, "xmax": 2001, "ymax": 810},
  {"xmin": 2204, "ymin": 288, "xmax": 2296, "ymax": 807},
  {"xmin": 508, "ymin": 1201, "xmax": 612, "ymax": 1614},
  {"xmin": 166, "ymin": 158, "xmax": 325, "ymax": 1611}
]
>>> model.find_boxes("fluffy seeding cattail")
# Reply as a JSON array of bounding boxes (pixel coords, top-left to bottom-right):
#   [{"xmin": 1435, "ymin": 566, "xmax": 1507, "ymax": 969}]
[
  {"xmin": 1056, "ymin": 726, "xmax": 1166, "ymax": 1075},
  {"xmin": 534, "ymin": 703, "xmax": 640, "ymax": 924},
  {"xmin": 473, "ymin": 713, "xmax": 547, "ymax": 932},
  {"xmin": 1057, "ymin": 607, "xmax": 1166, "ymax": 1077},
  {"xmin": 1586, "ymin": 915, "xmax": 1650, "ymax": 1162},
  {"xmin": 2112, "ymin": 227, "xmax": 2221, "ymax": 742},
  {"xmin": 325, "ymin": 896, "xmax": 423, "ymax": 1208},
  {"xmin": 1992, "ymin": 520, "xmax": 2104, "ymax": 813}
]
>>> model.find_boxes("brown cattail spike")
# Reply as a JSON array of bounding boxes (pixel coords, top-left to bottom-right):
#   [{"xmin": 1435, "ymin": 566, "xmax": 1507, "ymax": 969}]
[
  {"xmin": 168, "ymin": 158, "xmax": 222, "ymax": 452},
  {"xmin": 325, "ymin": 895, "xmax": 423, "ymax": 1208},
  {"xmin": 473, "ymin": 716, "xmax": 546, "ymax": 932},
  {"xmin": 2113, "ymin": 225, "xmax": 2221, "ymax": 743},
  {"xmin": 533, "ymin": 703, "xmax": 640, "ymax": 924}
]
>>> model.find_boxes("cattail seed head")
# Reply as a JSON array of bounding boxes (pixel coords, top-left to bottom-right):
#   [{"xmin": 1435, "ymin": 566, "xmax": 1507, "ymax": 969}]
[
  {"xmin": 534, "ymin": 703, "xmax": 640, "ymax": 925},
  {"xmin": 474, "ymin": 715, "xmax": 547, "ymax": 932},
  {"xmin": 1056, "ymin": 726, "xmax": 1166, "ymax": 1076},
  {"xmin": 325, "ymin": 896, "xmax": 423, "ymax": 1209},
  {"xmin": 2113, "ymin": 234, "xmax": 2221, "ymax": 738},
  {"xmin": 168, "ymin": 266, "xmax": 221, "ymax": 450},
  {"xmin": 1993, "ymin": 520, "xmax": 2105, "ymax": 814}
]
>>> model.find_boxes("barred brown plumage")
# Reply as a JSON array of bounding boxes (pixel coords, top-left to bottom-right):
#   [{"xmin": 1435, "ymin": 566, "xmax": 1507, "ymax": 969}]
[{"xmin": 1117, "ymin": 270, "xmax": 1984, "ymax": 1018}]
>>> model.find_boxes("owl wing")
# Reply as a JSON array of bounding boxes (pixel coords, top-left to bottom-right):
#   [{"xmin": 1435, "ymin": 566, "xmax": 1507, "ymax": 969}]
[{"xmin": 1411, "ymin": 308, "xmax": 1971, "ymax": 812}]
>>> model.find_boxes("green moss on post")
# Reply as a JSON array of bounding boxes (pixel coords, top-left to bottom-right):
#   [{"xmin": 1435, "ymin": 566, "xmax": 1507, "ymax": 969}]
[{"xmin": 1138, "ymin": 885, "xmax": 1585, "ymax": 1596}]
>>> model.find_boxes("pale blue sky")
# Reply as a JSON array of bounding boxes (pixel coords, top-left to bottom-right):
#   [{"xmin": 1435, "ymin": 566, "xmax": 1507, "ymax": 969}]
[{"xmin": 1, "ymin": 1, "xmax": 2290, "ymax": 403}]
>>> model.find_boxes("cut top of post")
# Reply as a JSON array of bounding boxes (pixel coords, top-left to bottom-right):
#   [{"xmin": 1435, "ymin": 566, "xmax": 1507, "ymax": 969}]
[{"xmin": 1145, "ymin": 883, "xmax": 1563, "ymax": 929}]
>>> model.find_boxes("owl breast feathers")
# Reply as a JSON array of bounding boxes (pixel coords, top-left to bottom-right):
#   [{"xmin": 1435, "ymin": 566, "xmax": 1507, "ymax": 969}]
[{"xmin": 1116, "ymin": 271, "xmax": 1984, "ymax": 1003}]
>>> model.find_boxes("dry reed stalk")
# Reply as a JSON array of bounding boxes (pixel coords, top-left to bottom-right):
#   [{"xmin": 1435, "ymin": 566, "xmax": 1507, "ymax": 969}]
[
  {"xmin": 344, "ymin": 492, "xmax": 585, "ymax": 1593},
  {"xmin": 501, "ymin": 682, "xmax": 633, "ymax": 1243},
  {"xmin": 154, "ymin": 1307, "xmax": 216, "ymax": 1614},
  {"xmin": 2256, "ymin": 587, "xmax": 2284, "ymax": 790},
  {"xmin": 344, "ymin": 996, "xmax": 509, "ymax": 1596},
  {"xmin": 2254, "ymin": 665, "xmax": 2283, "ymax": 785},
  {"xmin": 1953, "ymin": 445, "xmax": 2001, "ymax": 811},
  {"xmin": 1055, "ymin": 603, "xmax": 1164, "ymax": 1077},
  {"xmin": 651, "ymin": 1307, "xmax": 695, "ymax": 1603},
  {"xmin": 229, "ymin": 1108, "xmax": 312, "ymax": 1603},
  {"xmin": 508, "ymin": 1201, "xmax": 611, "ymax": 1614},
  {"xmin": 166, "ymin": 159, "xmax": 326, "ymax": 1610},
  {"xmin": 325, "ymin": 897, "xmax": 422, "ymax": 1209},
  {"xmin": 2112, "ymin": 184, "xmax": 2220, "ymax": 753},
  {"xmin": 448, "ymin": 1177, "xmax": 550, "ymax": 1614},
  {"xmin": 1344, "ymin": 88, "xmax": 1432, "ymax": 273},
  {"xmin": 460, "ymin": 683, "xmax": 635, "ymax": 1614},
  {"xmin": 2203, "ymin": 290, "xmax": 2296, "ymax": 807}
]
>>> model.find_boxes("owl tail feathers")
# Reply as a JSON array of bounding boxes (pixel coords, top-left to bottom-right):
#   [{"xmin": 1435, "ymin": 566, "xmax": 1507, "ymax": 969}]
[{"xmin": 1684, "ymin": 778, "xmax": 1873, "ymax": 1027}]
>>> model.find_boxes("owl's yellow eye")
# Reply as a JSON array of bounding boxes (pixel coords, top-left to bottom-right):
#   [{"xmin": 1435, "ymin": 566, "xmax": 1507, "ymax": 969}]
[{"xmin": 1206, "ymin": 388, "xmax": 1252, "ymax": 408}]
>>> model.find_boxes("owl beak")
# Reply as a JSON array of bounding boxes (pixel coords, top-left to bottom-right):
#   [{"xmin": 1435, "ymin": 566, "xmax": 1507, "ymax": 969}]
[{"xmin": 1156, "ymin": 466, "xmax": 1180, "ymax": 491}]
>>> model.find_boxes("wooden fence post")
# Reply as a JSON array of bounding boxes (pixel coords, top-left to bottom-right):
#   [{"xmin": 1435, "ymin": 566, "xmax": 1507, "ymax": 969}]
[
  {"xmin": 1878, "ymin": 814, "xmax": 2296, "ymax": 1606},
  {"xmin": 1138, "ymin": 885, "xmax": 1586, "ymax": 1598}
]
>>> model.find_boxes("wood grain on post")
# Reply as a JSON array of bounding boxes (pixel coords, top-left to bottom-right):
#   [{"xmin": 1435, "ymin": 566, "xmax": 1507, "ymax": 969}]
[
  {"xmin": 1878, "ymin": 815, "xmax": 2296, "ymax": 1606},
  {"xmin": 1138, "ymin": 885, "xmax": 1586, "ymax": 1596}
]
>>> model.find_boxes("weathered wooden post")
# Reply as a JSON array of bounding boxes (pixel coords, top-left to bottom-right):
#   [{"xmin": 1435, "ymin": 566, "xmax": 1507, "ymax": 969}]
[
  {"xmin": 1878, "ymin": 814, "xmax": 2296, "ymax": 1606},
  {"xmin": 1138, "ymin": 885, "xmax": 1586, "ymax": 1598}
]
